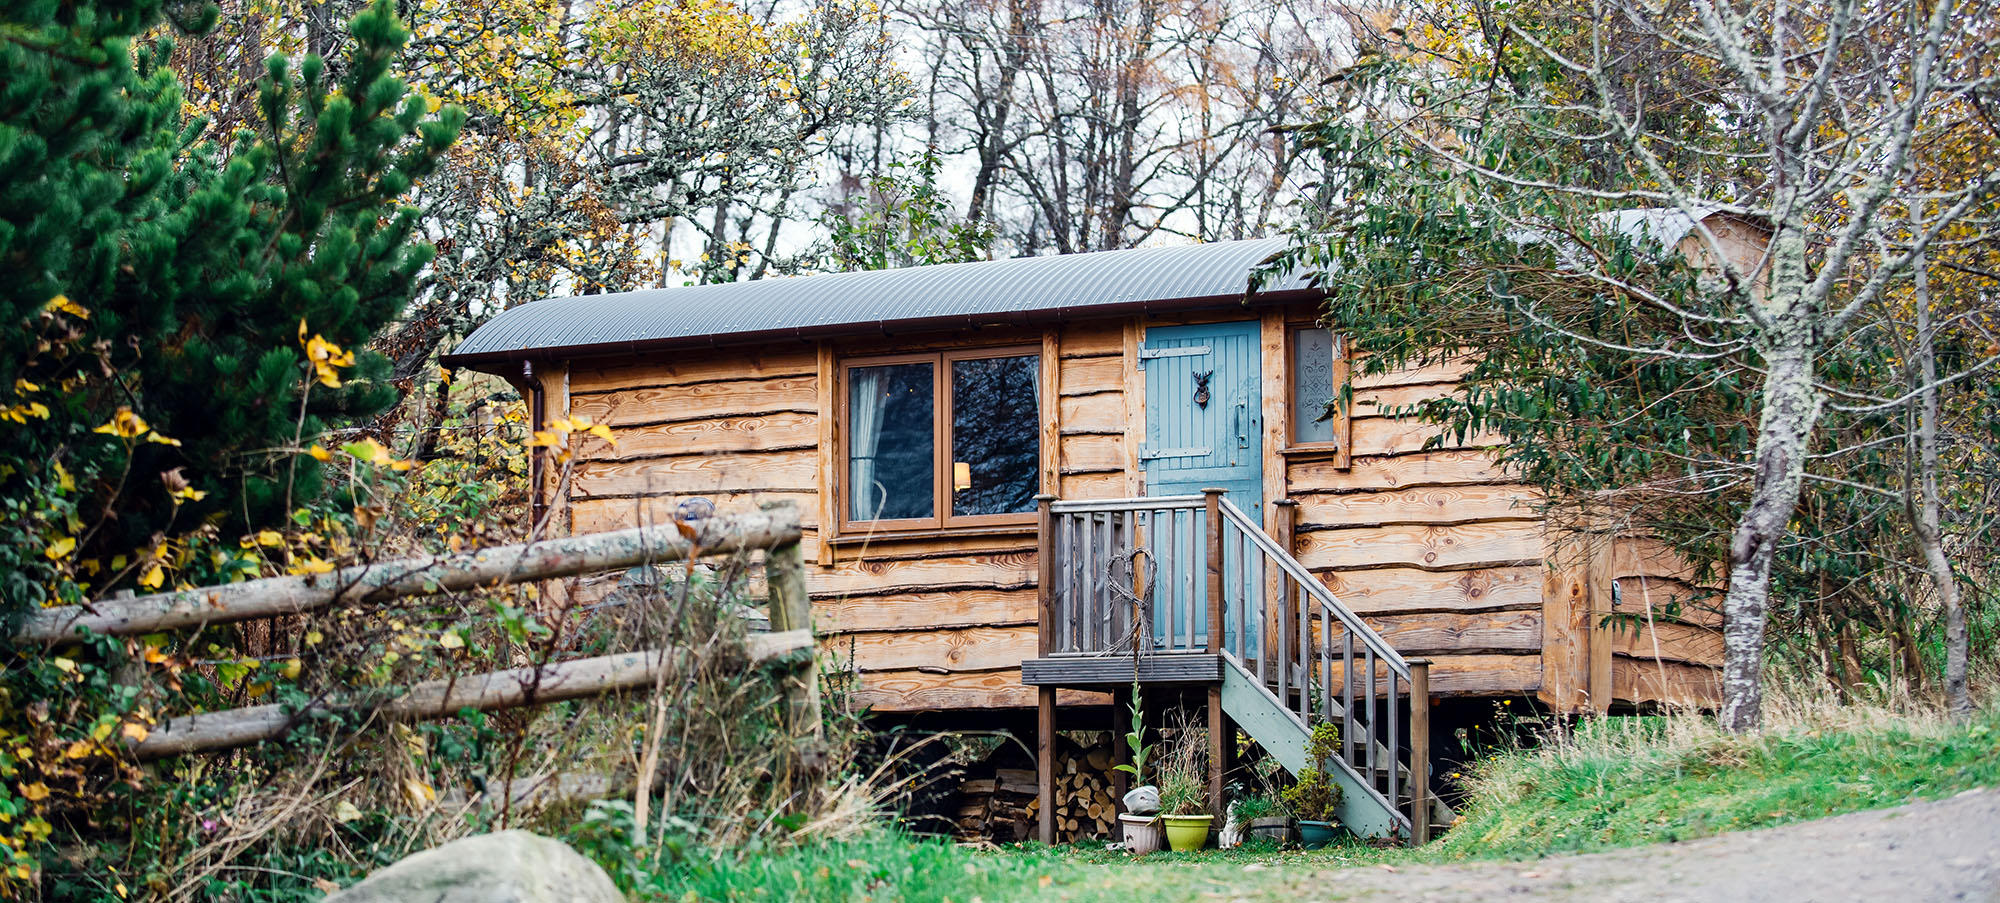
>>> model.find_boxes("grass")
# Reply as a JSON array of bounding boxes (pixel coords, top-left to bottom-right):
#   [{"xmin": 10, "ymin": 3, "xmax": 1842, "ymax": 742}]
[
  {"xmin": 617, "ymin": 701, "xmax": 2000, "ymax": 901},
  {"xmin": 1431, "ymin": 698, "xmax": 2000, "ymax": 859}
]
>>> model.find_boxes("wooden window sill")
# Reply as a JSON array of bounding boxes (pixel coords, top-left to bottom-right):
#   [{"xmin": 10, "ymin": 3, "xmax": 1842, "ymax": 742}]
[
  {"xmin": 1278, "ymin": 444, "xmax": 1344, "ymax": 459},
  {"xmin": 827, "ymin": 523, "xmax": 1038, "ymax": 548}
]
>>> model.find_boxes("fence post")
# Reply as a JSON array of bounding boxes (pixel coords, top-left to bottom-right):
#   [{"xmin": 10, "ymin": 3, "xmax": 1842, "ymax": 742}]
[
  {"xmin": 761, "ymin": 502, "xmax": 820, "ymax": 740},
  {"xmin": 1408, "ymin": 657, "xmax": 1432, "ymax": 845},
  {"xmin": 1034, "ymin": 493, "xmax": 1058, "ymax": 846},
  {"xmin": 1203, "ymin": 488, "xmax": 1225, "ymax": 654},
  {"xmin": 1202, "ymin": 488, "xmax": 1227, "ymax": 817},
  {"xmin": 1036, "ymin": 494, "xmax": 1056, "ymax": 657}
]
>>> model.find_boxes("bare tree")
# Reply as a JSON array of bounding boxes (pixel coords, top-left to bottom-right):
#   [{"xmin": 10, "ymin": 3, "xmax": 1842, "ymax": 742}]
[{"xmin": 1295, "ymin": 0, "xmax": 2000, "ymax": 729}]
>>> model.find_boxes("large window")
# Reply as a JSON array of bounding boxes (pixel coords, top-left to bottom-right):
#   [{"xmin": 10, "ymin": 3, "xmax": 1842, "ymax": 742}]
[{"xmin": 842, "ymin": 348, "xmax": 1041, "ymax": 530}]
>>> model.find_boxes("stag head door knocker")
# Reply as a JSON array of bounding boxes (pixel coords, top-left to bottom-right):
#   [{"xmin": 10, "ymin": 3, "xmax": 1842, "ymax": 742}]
[{"xmin": 1192, "ymin": 370, "xmax": 1213, "ymax": 408}]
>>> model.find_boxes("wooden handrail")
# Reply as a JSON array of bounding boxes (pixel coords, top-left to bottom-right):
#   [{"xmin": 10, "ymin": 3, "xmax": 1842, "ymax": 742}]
[
  {"xmin": 1214, "ymin": 497, "xmax": 1408, "ymax": 675},
  {"xmin": 1049, "ymin": 495, "xmax": 1206, "ymax": 513}
]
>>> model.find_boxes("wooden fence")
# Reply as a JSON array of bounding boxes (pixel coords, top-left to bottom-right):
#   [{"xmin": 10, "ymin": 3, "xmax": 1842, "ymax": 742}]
[{"xmin": 14, "ymin": 502, "xmax": 819, "ymax": 763}]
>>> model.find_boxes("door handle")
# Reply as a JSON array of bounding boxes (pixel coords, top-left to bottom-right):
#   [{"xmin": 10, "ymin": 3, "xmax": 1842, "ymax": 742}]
[{"xmin": 1234, "ymin": 402, "xmax": 1250, "ymax": 448}]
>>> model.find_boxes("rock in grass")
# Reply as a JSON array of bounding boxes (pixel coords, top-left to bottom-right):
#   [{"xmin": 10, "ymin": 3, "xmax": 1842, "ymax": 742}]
[{"xmin": 325, "ymin": 830, "xmax": 624, "ymax": 903}]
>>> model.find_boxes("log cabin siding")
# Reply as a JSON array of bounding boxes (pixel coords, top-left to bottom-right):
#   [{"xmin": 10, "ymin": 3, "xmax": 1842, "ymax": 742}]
[{"xmin": 547, "ymin": 303, "xmax": 1721, "ymax": 712}]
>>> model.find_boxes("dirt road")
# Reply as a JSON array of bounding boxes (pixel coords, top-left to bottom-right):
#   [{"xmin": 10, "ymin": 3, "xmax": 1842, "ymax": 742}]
[{"xmin": 1237, "ymin": 788, "xmax": 2000, "ymax": 902}]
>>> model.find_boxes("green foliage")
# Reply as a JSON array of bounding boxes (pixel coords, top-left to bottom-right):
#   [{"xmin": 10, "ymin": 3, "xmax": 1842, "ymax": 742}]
[
  {"xmin": 592, "ymin": 827, "xmax": 1070, "ymax": 902},
  {"xmin": 0, "ymin": 0, "xmax": 463, "ymax": 613},
  {"xmin": 1438, "ymin": 705, "xmax": 2000, "ymax": 859},
  {"xmin": 1110, "ymin": 682, "xmax": 1152, "ymax": 786},
  {"xmin": 817, "ymin": 150, "xmax": 995, "ymax": 272},
  {"xmin": 1279, "ymin": 722, "xmax": 1343, "ymax": 822},
  {"xmin": 1154, "ymin": 721, "xmax": 1210, "ymax": 817},
  {"xmin": 1229, "ymin": 791, "xmax": 1279, "ymax": 822}
]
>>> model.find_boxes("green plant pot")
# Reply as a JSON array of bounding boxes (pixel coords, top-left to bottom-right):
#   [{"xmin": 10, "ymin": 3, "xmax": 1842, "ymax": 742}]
[
  {"xmin": 1297, "ymin": 819, "xmax": 1338, "ymax": 849},
  {"xmin": 1161, "ymin": 814, "xmax": 1213, "ymax": 851}
]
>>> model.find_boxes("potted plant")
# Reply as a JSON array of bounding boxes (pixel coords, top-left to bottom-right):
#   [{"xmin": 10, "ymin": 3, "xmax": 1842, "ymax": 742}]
[
  {"xmin": 1232, "ymin": 792, "xmax": 1292, "ymax": 846},
  {"xmin": 1154, "ymin": 719, "xmax": 1212, "ymax": 851},
  {"xmin": 1110, "ymin": 683, "xmax": 1163, "ymax": 855},
  {"xmin": 1280, "ymin": 722, "xmax": 1343, "ymax": 849}
]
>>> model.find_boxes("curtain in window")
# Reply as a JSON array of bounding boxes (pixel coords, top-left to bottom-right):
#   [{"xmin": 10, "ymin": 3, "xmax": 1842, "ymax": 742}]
[{"xmin": 848, "ymin": 367, "xmax": 886, "ymax": 520}]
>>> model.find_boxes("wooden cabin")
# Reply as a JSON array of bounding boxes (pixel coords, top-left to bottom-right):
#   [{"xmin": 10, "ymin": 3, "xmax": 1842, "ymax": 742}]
[{"xmin": 444, "ymin": 225, "xmax": 1740, "ymax": 839}]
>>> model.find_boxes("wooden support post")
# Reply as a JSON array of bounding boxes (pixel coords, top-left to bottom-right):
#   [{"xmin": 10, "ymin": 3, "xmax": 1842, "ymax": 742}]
[
  {"xmin": 1037, "ymin": 686, "xmax": 1057, "ymax": 845},
  {"xmin": 1408, "ymin": 658, "xmax": 1432, "ymax": 845},
  {"xmin": 762, "ymin": 502, "xmax": 819, "ymax": 739},
  {"xmin": 1207, "ymin": 685, "xmax": 1225, "ymax": 822},
  {"xmin": 1203, "ymin": 488, "xmax": 1227, "ymax": 824},
  {"xmin": 1110, "ymin": 685, "xmax": 1130, "ymax": 814},
  {"xmin": 1203, "ymin": 488, "xmax": 1225, "ymax": 654},
  {"xmin": 1273, "ymin": 499, "xmax": 1299, "ymax": 679}
]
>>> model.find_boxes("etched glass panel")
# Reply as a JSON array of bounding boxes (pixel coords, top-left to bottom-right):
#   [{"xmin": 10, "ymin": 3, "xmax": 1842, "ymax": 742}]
[{"xmin": 1292, "ymin": 328, "xmax": 1338, "ymax": 444}]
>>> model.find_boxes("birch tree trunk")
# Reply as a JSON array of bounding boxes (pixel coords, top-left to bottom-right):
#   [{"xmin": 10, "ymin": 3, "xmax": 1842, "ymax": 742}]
[
  {"xmin": 1721, "ymin": 212, "xmax": 1824, "ymax": 734},
  {"xmin": 1907, "ymin": 212, "xmax": 1972, "ymax": 719}
]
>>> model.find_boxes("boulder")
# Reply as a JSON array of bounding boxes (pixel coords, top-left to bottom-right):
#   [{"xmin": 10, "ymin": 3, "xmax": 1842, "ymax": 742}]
[{"xmin": 325, "ymin": 830, "xmax": 624, "ymax": 903}]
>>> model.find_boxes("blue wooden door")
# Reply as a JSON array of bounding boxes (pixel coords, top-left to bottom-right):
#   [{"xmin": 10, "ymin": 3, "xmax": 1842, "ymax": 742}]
[
  {"xmin": 1143, "ymin": 321, "xmax": 1263, "ymax": 653},
  {"xmin": 1142, "ymin": 320, "xmax": 1263, "ymax": 516}
]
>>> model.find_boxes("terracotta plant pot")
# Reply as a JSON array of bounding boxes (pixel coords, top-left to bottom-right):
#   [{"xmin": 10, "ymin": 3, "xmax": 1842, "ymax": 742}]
[
  {"xmin": 1297, "ymin": 819, "xmax": 1338, "ymax": 849},
  {"xmin": 1160, "ymin": 814, "xmax": 1213, "ymax": 852},
  {"xmin": 1246, "ymin": 816, "xmax": 1291, "ymax": 845},
  {"xmin": 1118, "ymin": 813, "xmax": 1162, "ymax": 855}
]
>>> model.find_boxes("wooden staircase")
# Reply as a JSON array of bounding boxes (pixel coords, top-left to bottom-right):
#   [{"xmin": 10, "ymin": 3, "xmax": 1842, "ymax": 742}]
[{"xmin": 1022, "ymin": 490, "xmax": 1451, "ymax": 844}]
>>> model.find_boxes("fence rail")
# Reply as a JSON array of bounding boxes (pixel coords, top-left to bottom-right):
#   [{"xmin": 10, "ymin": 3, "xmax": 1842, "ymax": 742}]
[
  {"xmin": 15, "ymin": 510, "xmax": 801, "ymax": 644},
  {"xmin": 20, "ymin": 504, "xmax": 818, "ymax": 764}
]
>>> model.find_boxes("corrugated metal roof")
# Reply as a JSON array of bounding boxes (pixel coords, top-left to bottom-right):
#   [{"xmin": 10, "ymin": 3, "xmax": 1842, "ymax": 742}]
[{"xmin": 444, "ymin": 238, "xmax": 1314, "ymax": 368}]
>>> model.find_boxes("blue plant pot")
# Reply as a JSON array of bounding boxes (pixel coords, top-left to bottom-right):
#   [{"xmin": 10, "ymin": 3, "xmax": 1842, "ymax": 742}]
[{"xmin": 1297, "ymin": 819, "xmax": 1338, "ymax": 849}]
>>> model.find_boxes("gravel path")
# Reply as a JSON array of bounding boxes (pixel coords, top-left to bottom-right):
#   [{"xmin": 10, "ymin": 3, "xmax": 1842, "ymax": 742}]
[{"xmin": 1242, "ymin": 788, "xmax": 2000, "ymax": 902}]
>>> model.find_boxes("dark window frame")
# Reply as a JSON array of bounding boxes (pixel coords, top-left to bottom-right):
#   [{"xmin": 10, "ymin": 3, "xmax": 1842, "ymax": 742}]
[{"xmin": 837, "ymin": 345, "xmax": 1044, "ymax": 534}]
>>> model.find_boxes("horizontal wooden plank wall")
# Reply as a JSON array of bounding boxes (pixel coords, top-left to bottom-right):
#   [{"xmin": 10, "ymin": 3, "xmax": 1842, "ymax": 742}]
[
  {"xmin": 562, "ymin": 325, "xmax": 1103, "ymax": 714},
  {"xmin": 1277, "ymin": 312, "xmax": 1723, "ymax": 705},
  {"xmin": 1606, "ymin": 534, "xmax": 1723, "ymax": 706},
  {"xmin": 1282, "ymin": 349, "xmax": 1548, "ymax": 698},
  {"xmin": 550, "ymin": 301, "xmax": 1721, "ymax": 712}
]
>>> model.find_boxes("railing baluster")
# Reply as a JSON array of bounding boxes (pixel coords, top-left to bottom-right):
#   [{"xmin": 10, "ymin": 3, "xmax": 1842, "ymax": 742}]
[
  {"xmin": 1098, "ymin": 512, "xmax": 1114, "ymax": 650},
  {"xmin": 1274, "ymin": 567, "xmax": 1289, "ymax": 711},
  {"xmin": 1301, "ymin": 583, "xmax": 1313, "ymax": 722},
  {"xmin": 1365, "ymin": 646, "xmax": 1378, "ymax": 793},
  {"xmin": 1342, "ymin": 632, "xmax": 1354, "ymax": 767},
  {"xmin": 1056, "ymin": 514, "xmax": 1071, "ymax": 653},
  {"xmin": 1176, "ymin": 507, "xmax": 1192, "ymax": 647}
]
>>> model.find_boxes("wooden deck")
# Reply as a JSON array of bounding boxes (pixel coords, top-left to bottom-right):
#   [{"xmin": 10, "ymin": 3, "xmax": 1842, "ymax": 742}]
[{"xmin": 1020, "ymin": 652, "xmax": 1222, "ymax": 687}]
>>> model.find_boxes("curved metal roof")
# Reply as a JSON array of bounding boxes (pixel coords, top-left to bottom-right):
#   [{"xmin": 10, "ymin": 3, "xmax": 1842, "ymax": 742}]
[{"xmin": 444, "ymin": 237, "xmax": 1315, "ymax": 369}]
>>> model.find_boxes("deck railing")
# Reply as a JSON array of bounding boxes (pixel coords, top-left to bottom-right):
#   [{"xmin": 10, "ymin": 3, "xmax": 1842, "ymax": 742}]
[
  {"xmin": 1043, "ymin": 494, "xmax": 1210, "ymax": 655},
  {"xmin": 1036, "ymin": 490, "xmax": 1433, "ymax": 842}
]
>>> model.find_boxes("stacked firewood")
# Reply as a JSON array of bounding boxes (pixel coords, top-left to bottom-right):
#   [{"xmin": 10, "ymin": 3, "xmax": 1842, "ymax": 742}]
[
  {"xmin": 951, "ymin": 735, "xmax": 1121, "ymax": 843},
  {"xmin": 952, "ymin": 769, "xmax": 1038, "ymax": 842}
]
